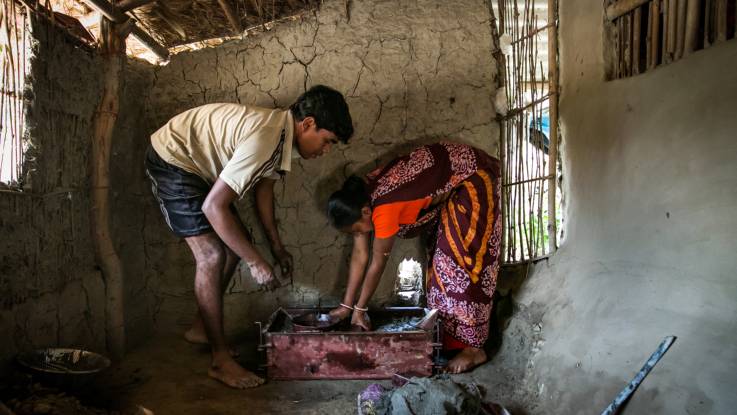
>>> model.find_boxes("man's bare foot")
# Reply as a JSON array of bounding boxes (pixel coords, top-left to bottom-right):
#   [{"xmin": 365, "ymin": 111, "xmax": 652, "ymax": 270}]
[
  {"xmin": 184, "ymin": 321, "xmax": 239, "ymax": 357},
  {"xmin": 446, "ymin": 347, "xmax": 487, "ymax": 374},
  {"xmin": 209, "ymin": 354, "xmax": 264, "ymax": 389},
  {"xmin": 184, "ymin": 326, "xmax": 209, "ymax": 344}
]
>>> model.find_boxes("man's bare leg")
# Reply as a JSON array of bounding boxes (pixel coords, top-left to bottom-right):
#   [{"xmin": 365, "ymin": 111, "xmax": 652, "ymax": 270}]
[
  {"xmin": 185, "ymin": 246, "xmax": 239, "ymax": 345},
  {"xmin": 185, "ymin": 233, "xmax": 263, "ymax": 389}
]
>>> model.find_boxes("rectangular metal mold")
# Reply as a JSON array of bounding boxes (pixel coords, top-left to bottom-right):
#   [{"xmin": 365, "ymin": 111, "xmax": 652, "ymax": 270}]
[{"xmin": 260, "ymin": 307, "xmax": 438, "ymax": 380}]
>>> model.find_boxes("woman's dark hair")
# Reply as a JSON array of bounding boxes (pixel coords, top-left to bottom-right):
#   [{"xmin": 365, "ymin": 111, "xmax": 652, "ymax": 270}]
[
  {"xmin": 290, "ymin": 85, "xmax": 354, "ymax": 143},
  {"xmin": 327, "ymin": 175, "xmax": 370, "ymax": 228}
]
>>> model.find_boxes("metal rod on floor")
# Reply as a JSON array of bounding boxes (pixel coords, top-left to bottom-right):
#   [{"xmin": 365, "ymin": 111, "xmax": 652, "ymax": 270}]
[{"xmin": 600, "ymin": 336, "xmax": 677, "ymax": 415}]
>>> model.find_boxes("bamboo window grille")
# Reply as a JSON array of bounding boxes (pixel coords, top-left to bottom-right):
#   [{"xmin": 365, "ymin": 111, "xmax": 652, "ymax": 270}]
[
  {"xmin": 492, "ymin": 0, "xmax": 561, "ymax": 263},
  {"xmin": 0, "ymin": 0, "xmax": 30, "ymax": 188},
  {"xmin": 607, "ymin": 0, "xmax": 737, "ymax": 79}
]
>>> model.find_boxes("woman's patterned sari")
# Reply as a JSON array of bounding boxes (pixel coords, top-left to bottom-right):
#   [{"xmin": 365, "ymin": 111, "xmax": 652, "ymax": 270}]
[{"xmin": 368, "ymin": 142, "xmax": 502, "ymax": 348}]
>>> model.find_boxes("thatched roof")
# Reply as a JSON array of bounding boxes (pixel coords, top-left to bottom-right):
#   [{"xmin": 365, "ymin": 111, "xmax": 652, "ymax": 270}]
[{"xmin": 46, "ymin": 0, "xmax": 319, "ymax": 62}]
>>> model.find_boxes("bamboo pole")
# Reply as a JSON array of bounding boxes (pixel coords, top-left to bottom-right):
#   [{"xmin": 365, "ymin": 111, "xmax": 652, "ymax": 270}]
[
  {"xmin": 633, "ymin": 6, "xmax": 641, "ymax": 74},
  {"xmin": 683, "ymin": 0, "xmax": 699, "ymax": 54},
  {"xmin": 715, "ymin": 0, "xmax": 727, "ymax": 42},
  {"xmin": 650, "ymin": 0, "xmax": 659, "ymax": 68},
  {"xmin": 675, "ymin": 0, "xmax": 687, "ymax": 59},
  {"xmin": 91, "ymin": 14, "xmax": 126, "ymax": 360},
  {"xmin": 217, "ymin": 0, "xmax": 242, "ymax": 34},
  {"xmin": 547, "ymin": 0, "xmax": 558, "ymax": 253},
  {"xmin": 662, "ymin": 0, "xmax": 670, "ymax": 62},
  {"xmin": 624, "ymin": 12, "xmax": 632, "ymax": 77}
]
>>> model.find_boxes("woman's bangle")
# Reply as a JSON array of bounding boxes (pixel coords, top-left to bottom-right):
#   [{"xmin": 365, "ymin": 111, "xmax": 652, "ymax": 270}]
[
  {"xmin": 354, "ymin": 305, "xmax": 369, "ymax": 312},
  {"xmin": 339, "ymin": 303, "xmax": 354, "ymax": 311}
]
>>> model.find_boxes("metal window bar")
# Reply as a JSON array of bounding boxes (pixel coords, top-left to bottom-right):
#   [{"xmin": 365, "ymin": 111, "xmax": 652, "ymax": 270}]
[
  {"xmin": 0, "ymin": 0, "xmax": 30, "ymax": 188},
  {"xmin": 493, "ymin": 0, "xmax": 560, "ymax": 263}
]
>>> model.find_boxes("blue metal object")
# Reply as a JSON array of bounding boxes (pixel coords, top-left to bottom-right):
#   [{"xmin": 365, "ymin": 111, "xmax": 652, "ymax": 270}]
[{"xmin": 600, "ymin": 336, "xmax": 677, "ymax": 415}]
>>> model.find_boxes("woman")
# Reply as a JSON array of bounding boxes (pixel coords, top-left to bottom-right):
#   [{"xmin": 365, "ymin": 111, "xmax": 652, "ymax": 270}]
[{"xmin": 327, "ymin": 142, "xmax": 502, "ymax": 373}]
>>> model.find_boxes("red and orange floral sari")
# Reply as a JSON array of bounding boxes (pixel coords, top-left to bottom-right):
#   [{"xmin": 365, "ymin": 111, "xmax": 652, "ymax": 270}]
[{"xmin": 368, "ymin": 142, "xmax": 502, "ymax": 348}]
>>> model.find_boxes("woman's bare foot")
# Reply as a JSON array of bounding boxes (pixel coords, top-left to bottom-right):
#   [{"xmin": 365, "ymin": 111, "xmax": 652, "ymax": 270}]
[
  {"xmin": 329, "ymin": 305, "xmax": 352, "ymax": 322},
  {"xmin": 209, "ymin": 353, "xmax": 264, "ymax": 389},
  {"xmin": 446, "ymin": 347, "xmax": 487, "ymax": 374}
]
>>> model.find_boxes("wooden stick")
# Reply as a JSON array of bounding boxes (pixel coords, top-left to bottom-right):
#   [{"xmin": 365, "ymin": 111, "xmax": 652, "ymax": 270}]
[
  {"xmin": 606, "ymin": 0, "xmax": 650, "ymax": 21},
  {"xmin": 667, "ymin": 0, "xmax": 677, "ymax": 56},
  {"xmin": 704, "ymin": 0, "xmax": 712, "ymax": 47},
  {"xmin": 662, "ymin": 0, "xmax": 671, "ymax": 62},
  {"xmin": 674, "ymin": 0, "xmax": 686, "ymax": 59},
  {"xmin": 633, "ymin": 7, "xmax": 642, "ymax": 74},
  {"xmin": 650, "ymin": 0, "xmax": 659, "ymax": 68},
  {"xmin": 683, "ymin": 0, "xmax": 699, "ymax": 54},
  {"xmin": 625, "ymin": 12, "xmax": 632, "ymax": 77},
  {"xmin": 646, "ymin": 1, "xmax": 653, "ymax": 68},
  {"xmin": 217, "ymin": 0, "xmax": 242, "ymax": 33},
  {"xmin": 715, "ymin": 0, "xmax": 727, "ymax": 42}
]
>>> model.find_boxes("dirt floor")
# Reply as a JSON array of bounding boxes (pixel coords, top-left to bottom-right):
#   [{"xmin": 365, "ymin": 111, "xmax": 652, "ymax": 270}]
[
  {"xmin": 94, "ymin": 334, "xmax": 377, "ymax": 414},
  {"xmin": 3, "ymin": 329, "xmax": 534, "ymax": 415}
]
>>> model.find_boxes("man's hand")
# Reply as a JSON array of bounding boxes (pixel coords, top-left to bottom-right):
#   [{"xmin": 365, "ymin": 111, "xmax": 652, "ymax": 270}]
[
  {"xmin": 271, "ymin": 245, "xmax": 294, "ymax": 283},
  {"xmin": 248, "ymin": 258, "xmax": 280, "ymax": 291}
]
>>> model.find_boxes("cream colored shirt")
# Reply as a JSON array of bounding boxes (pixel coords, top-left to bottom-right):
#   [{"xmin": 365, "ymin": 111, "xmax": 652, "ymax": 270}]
[{"xmin": 151, "ymin": 103, "xmax": 295, "ymax": 198}]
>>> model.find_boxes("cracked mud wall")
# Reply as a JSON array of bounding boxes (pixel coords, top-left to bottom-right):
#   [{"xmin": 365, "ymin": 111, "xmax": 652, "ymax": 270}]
[
  {"xmin": 0, "ymin": 22, "xmax": 106, "ymax": 370},
  {"xmin": 142, "ymin": 0, "xmax": 502, "ymax": 333},
  {"xmin": 491, "ymin": 2, "xmax": 737, "ymax": 414},
  {"xmin": 0, "ymin": 21, "xmax": 155, "ymax": 371}
]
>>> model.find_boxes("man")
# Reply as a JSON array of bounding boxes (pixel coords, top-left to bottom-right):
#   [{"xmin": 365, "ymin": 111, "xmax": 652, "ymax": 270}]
[{"xmin": 145, "ymin": 85, "xmax": 353, "ymax": 388}]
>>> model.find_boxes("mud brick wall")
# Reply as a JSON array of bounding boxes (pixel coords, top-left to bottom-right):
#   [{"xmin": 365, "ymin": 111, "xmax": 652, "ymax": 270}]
[{"xmin": 142, "ymin": 0, "xmax": 502, "ymax": 334}]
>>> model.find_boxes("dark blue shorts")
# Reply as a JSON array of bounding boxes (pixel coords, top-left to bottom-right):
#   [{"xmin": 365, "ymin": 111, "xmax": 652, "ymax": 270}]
[{"xmin": 144, "ymin": 145, "xmax": 223, "ymax": 238}]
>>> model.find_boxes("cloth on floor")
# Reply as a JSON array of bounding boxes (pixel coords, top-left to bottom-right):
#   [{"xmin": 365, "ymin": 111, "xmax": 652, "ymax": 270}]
[{"xmin": 358, "ymin": 375, "xmax": 509, "ymax": 415}]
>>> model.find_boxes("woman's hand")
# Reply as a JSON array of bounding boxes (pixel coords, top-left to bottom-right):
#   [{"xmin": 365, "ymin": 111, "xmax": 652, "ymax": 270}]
[{"xmin": 351, "ymin": 310, "xmax": 372, "ymax": 331}]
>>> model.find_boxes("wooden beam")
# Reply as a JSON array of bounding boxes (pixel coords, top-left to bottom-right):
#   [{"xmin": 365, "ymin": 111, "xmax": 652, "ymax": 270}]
[
  {"xmin": 217, "ymin": 0, "xmax": 242, "ymax": 33},
  {"xmin": 80, "ymin": 0, "xmax": 169, "ymax": 60},
  {"xmin": 606, "ymin": 0, "xmax": 650, "ymax": 21},
  {"xmin": 92, "ymin": 15, "xmax": 126, "ymax": 361},
  {"xmin": 117, "ymin": 0, "xmax": 154, "ymax": 12}
]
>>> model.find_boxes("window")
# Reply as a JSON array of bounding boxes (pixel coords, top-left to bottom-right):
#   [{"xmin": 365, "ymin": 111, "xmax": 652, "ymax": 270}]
[
  {"xmin": 606, "ymin": 0, "xmax": 737, "ymax": 79},
  {"xmin": 0, "ymin": 0, "xmax": 30, "ymax": 188},
  {"xmin": 492, "ymin": 0, "xmax": 563, "ymax": 263}
]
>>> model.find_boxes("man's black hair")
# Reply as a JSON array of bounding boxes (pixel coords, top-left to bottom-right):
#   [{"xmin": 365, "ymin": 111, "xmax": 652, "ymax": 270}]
[
  {"xmin": 327, "ymin": 176, "xmax": 369, "ymax": 228},
  {"xmin": 290, "ymin": 85, "xmax": 354, "ymax": 143}
]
